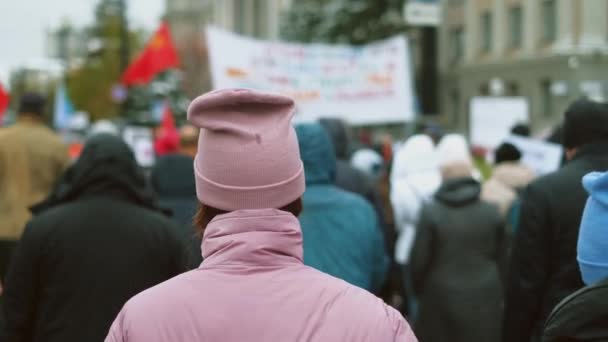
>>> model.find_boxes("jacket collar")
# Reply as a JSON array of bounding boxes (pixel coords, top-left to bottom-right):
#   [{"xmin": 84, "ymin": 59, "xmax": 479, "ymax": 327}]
[
  {"xmin": 201, "ymin": 209, "xmax": 303, "ymax": 268},
  {"xmin": 571, "ymin": 142, "xmax": 608, "ymax": 162}
]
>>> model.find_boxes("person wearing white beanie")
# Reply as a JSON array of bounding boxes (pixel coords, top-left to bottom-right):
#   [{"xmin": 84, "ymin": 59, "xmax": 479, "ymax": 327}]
[
  {"xmin": 436, "ymin": 134, "xmax": 479, "ymax": 180},
  {"xmin": 390, "ymin": 134, "xmax": 441, "ymax": 316},
  {"xmin": 411, "ymin": 133, "xmax": 505, "ymax": 342}
]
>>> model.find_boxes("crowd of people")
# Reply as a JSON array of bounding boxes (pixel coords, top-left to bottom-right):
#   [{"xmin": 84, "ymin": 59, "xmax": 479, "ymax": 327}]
[{"xmin": 0, "ymin": 88, "xmax": 607, "ymax": 341}]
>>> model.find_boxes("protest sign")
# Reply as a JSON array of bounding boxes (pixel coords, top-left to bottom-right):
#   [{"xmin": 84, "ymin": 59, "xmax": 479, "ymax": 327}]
[
  {"xmin": 206, "ymin": 27, "xmax": 415, "ymax": 125},
  {"xmin": 470, "ymin": 96, "xmax": 529, "ymax": 149},
  {"xmin": 123, "ymin": 126, "xmax": 155, "ymax": 168}
]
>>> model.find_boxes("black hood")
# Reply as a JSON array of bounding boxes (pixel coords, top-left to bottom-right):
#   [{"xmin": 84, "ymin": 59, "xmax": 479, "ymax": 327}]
[
  {"xmin": 150, "ymin": 154, "xmax": 197, "ymax": 198},
  {"xmin": 435, "ymin": 177, "xmax": 481, "ymax": 207},
  {"xmin": 32, "ymin": 134, "xmax": 165, "ymax": 215},
  {"xmin": 543, "ymin": 279, "xmax": 608, "ymax": 341},
  {"xmin": 319, "ymin": 118, "xmax": 351, "ymax": 160}
]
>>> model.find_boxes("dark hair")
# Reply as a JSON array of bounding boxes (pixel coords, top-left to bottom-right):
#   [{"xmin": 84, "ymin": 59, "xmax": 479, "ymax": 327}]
[
  {"xmin": 193, "ymin": 198, "xmax": 303, "ymax": 235},
  {"xmin": 18, "ymin": 92, "xmax": 46, "ymax": 116},
  {"xmin": 563, "ymin": 98, "xmax": 608, "ymax": 149},
  {"xmin": 494, "ymin": 142, "xmax": 522, "ymax": 164},
  {"xmin": 511, "ymin": 124, "xmax": 530, "ymax": 137}
]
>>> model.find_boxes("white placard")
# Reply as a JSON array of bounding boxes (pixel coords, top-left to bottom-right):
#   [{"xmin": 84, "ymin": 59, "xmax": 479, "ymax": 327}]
[
  {"xmin": 122, "ymin": 126, "xmax": 155, "ymax": 168},
  {"xmin": 470, "ymin": 96, "xmax": 530, "ymax": 149},
  {"xmin": 404, "ymin": 1, "xmax": 442, "ymax": 27},
  {"xmin": 206, "ymin": 27, "xmax": 415, "ymax": 125},
  {"xmin": 506, "ymin": 135, "xmax": 563, "ymax": 175}
]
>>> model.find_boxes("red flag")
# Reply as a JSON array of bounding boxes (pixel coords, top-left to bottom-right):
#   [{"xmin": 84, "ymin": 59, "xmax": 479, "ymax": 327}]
[
  {"xmin": 122, "ymin": 22, "xmax": 179, "ymax": 86},
  {"xmin": 0, "ymin": 82, "xmax": 9, "ymax": 124},
  {"xmin": 154, "ymin": 102, "xmax": 180, "ymax": 156}
]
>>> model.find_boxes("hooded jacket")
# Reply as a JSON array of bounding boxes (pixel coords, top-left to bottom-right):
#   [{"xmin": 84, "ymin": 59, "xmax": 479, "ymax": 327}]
[
  {"xmin": 106, "ymin": 208, "xmax": 418, "ymax": 342},
  {"xmin": 319, "ymin": 118, "xmax": 393, "ymax": 254},
  {"xmin": 390, "ymin": 135, "xmax": 441, "ymax": 265},
  {"xmin": 1, "ymin": 134, "xmax": 187, "ymax": 342},
  {"xmin": 296, "ymin": 124, "xmax": 389, "ymax": 293},
  {"xmin": 411, "ymin": 178, "xmax": 505, "ymax": 342},
  {"xmin": 150, "ymin": 154, "xmax": 202, "ymax": 268}
]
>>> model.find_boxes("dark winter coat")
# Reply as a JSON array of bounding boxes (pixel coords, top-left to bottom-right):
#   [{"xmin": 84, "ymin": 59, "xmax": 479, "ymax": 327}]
[
  {"xmin": 296, "ymin": 124, "xmax": 389, "ymax": 293},
  {"xmin": 411, "ymin": 177, "xmax": 505, "ymax": 342},
  {"xmin": 542, "ymin": 278, "xmax": 608, "ymax": 342},
  {"xmin": 150, "ymin": 154, "xmax": 202, "ymax": 268},
  {"xmin": 503, "ymin": 142, "xmax": 608, "ymax": 342},
  {"xmin": 1, "ymin": 134, "xmax": 187, "ymax": 342}
]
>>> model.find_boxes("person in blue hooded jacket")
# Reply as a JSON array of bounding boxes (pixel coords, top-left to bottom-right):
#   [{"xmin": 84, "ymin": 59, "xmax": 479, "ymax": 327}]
[{"xmin": 295, "ymin": 123, "xmax": 389, "ymax": 294}]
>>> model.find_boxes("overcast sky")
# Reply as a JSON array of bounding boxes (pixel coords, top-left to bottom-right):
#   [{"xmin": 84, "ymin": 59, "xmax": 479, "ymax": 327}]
[{"xmin": 0, "ymin": 0, "xmax": 164, "ymax": 85}]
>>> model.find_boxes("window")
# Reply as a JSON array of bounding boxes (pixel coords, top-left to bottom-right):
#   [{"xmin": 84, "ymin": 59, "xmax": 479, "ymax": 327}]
[
  {"xmin": 507, "ymin": 82, "xmax": 520, "ymax": 96},
  {"xmin": 541, "ymin": 79, "xmax": 553, "ymax": 117},
  {"xmin": 235, "ymin": 0, "xmax": 246, "ymax": 34},
  {"xmin": 542, "ymin": 0, "xmax": 557, "ymax": 43},
  {"xmin": 480, "ymin": 11, "xmax": 493, "ymax": 53},
  {"xmin": 451, "ymin": 90, "xmax": 461, "ymax": 124},
  {"xmin": 509, "ymin": 6, "xmax": 523, "ymax": 48},
  {"xmin": 449, "ymin": 0, "xmax": 465, "ymax": 6},
  {"xmin": 450, "ymin": 27, "xmax": 464, "ymax": 63},
  {"xmin": 254, "ymin": 0, "xmax": 268, "ymax": 38},
  {"xmin": 479, "ymin": 82, "xmax": 490, "ymax": 96}
]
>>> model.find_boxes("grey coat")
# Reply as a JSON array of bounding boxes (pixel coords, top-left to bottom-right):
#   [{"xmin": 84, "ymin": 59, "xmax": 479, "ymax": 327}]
[{"xmin": 411, "ymin": 177, "xmax": 506, "ymax": 342}]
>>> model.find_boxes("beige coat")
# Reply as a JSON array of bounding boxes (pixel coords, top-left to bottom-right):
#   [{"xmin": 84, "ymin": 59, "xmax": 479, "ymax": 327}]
[
  {"xmin": 481, "ymin": 162, "xmax": 535, "ymax": 217},
  {"xmin": 0, "ymin": 119, "xmax": 69, "ymax": 240}
]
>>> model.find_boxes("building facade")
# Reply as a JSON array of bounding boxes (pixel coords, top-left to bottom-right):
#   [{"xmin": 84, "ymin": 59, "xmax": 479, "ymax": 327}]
[
  {"xmin": 439, "ymin": 0, "xmax": 608, "ymax": 133},
  {"xmin": 166, "ymin": 0, "xmax": 293, "ymax": 96}
]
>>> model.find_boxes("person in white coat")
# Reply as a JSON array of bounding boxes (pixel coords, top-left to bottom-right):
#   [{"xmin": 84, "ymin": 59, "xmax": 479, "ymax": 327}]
[{"xmin": 390, "ymin": 135, "xmax": 441, "ymax": 315}]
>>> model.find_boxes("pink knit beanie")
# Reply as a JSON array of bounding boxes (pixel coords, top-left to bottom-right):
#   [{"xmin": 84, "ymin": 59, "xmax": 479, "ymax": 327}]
[{"xmin": 187, "ymin": 88, "xmax": 305, "ymax": 211}]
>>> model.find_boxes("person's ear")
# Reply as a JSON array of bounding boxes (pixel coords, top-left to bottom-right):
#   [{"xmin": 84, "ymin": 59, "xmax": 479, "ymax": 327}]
[{"xmin": 565, "ymin": 148, "xmax": 578, "ymax": 161}]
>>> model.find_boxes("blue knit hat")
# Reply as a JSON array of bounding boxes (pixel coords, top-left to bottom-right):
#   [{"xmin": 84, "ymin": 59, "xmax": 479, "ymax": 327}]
[{"xmin": 578, "ymin": 171, "xmax": 608, "ymax": 285}]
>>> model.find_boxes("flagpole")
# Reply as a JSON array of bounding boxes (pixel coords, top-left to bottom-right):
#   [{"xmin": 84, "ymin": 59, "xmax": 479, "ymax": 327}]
[{"xmin": 118, "ymin": 0, "xmax": 129, "ymax": 116}]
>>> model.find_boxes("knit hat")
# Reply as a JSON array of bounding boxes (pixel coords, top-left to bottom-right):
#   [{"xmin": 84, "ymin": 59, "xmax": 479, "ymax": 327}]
[
  {"xmin": 511, "ymin": 123, "xmax": 530, "ymax": 137},
  {"xmin": 563, "ymin": 99, "xmax": 608, "ymax": 149},
  {"xmin": 578, "ymin": 171, "xmax": 608, "ymax": 285},
  {"xmin": 187, "ymin": 88, "xmax": 305, "ymax": 211},
  {"xmin": 351, "ymin": 148, "xmax": 383, "ymax": 178},
  {"xmin": 494, "ymin": 142, "xmax": 522, "ymax": 164}
]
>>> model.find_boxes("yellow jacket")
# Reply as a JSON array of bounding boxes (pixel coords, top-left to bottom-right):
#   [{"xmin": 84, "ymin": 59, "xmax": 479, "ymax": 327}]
[{"xmin": 0, "ymin": 118, "xmax": 69, "ymax": 240}]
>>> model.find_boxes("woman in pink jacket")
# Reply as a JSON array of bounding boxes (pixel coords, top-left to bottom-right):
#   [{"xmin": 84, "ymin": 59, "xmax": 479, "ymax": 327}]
[{"xmin": 105, "ymin": 89, "xmax": 416, "ymax": 342}]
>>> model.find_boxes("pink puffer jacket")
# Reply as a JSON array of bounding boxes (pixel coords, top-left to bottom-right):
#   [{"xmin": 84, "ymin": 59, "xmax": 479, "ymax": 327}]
[{"xmin": 106, "ymin": 209, "xmax": 416, "ymax": 342}]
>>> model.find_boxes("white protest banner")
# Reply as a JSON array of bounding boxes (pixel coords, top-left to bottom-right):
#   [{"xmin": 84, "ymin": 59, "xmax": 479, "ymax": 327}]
[
  {"xmin": 506, "ymin": 135, "xmax": 563, "ymax": 175},
  {"xmin": 206, "ymin": 26, "xmax": 415, "ymax": 125},
  {"xmin": 123, "ymin": 126, "xmax": 155, "ymax": 168},
  {"xmin": 470, "ymin": 96, "xmax": 529, "ymax": 149}
]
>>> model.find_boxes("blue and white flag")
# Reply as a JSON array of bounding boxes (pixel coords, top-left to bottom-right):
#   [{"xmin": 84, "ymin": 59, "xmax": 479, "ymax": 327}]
[{"xmin": 54, "ymin": 82, "xmax": 75, "ymax": 130}]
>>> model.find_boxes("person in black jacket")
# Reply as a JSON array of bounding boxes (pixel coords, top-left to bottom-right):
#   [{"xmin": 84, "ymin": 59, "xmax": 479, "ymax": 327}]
[
  {"xmin": 542, "ymin": 171, "xmax": 608, "ymax": 342},
  {"xmin": 412, "ymin": 135, "xmax": 505, "ymax": 342},
  {"xmin": 1, "ymin": 134, "xmax": 187, "ymax": 342},
  {"xmin": 503, "ymin": 99, "xmax": 608, "ymax": 342}
]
